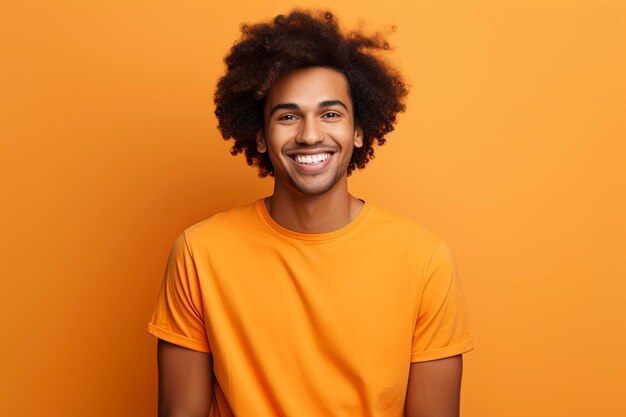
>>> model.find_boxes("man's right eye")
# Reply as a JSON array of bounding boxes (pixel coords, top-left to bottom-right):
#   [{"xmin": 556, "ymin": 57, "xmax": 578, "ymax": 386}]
[{"xmin": 278, "ymin": 114, "xmax": 298, "ymax": 121}]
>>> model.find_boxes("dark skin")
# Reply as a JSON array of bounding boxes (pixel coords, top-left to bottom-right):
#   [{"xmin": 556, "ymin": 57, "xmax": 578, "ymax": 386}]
[
  {"xmin": 405, "ymin": 355, "xmax": 463, "ymax": 417},
  {"xmin": 157, "ymin": 340, "xmax": 213, "ymax": 417},
  {"xmin": 255, "ymin": 67, "xmax": 364, "ymax": 234},
  {"xmin": 157, "ymin": 67, "xmax": 464, "ymax": 417}
]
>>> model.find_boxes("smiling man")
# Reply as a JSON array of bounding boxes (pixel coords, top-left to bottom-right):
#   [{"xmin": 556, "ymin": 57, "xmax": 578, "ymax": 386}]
[
  {"xmin": 148, "ymin": 10, "xmax": 473, "ymax": 417},
  {"xmin": 257, "ymin": 66, "xmax": 365, "ymax": 232}
]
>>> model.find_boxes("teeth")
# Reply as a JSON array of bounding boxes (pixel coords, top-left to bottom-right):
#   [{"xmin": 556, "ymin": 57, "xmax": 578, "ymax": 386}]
[{"xmin": 294, "ymin": 153, "xmax": 331, "ymax": 164}]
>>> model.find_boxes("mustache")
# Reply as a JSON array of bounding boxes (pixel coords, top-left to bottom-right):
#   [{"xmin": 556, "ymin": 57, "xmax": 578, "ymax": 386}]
[{"xmin": 283, "ymin": 145, "xmax": 339, "ymax": 155}]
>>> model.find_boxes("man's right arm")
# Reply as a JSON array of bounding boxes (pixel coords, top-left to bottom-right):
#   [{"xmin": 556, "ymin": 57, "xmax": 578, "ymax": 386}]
[{"xmin": 157, "ymin": 339, "xmax": 214, "ymax": 417}]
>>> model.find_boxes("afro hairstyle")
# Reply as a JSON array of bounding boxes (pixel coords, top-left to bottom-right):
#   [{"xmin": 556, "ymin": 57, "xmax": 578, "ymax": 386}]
[{"xmin": 214, "ymin": 9, "xmax": 408, "ymax": 177}]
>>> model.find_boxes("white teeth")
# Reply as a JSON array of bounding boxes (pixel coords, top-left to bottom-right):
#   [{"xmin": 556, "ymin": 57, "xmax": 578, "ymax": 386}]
[{"xmin": 294, "ymin": 153, "xmax": 331, "ymax": 164}]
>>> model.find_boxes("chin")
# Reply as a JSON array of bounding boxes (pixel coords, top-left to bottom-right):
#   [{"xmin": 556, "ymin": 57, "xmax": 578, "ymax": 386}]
[{"xmin": 288, "ymin": 173, "xmax": 343, "ymax": 196}]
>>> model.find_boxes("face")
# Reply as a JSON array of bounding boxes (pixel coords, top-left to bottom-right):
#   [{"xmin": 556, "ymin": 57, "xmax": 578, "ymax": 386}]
[{"xmin": 256, "ymin": 67, "xmax": 363, "ymax": 196}]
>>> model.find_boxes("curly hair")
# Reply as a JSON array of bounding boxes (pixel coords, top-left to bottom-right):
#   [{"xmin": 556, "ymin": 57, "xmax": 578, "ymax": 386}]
[{"xmin": 214, "ymin": 9, "xmax": 408, "ymax": 177}]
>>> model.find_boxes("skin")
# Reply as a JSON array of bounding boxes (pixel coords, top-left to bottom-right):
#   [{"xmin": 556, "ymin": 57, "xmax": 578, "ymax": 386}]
[
  {"xmin": 157, "ymin": 340, "xmax": 213, "ymax": 417},
  {"xmin": 255, "ymin": 66, "xmax": 364, "ymax": 234},
  {"xmin": 157, "ymin": 66, "xmax": 464, "ymax": 417},
  {"xmin": 405, "ymin": 355, "xmax": 463, "ymax": 417}
]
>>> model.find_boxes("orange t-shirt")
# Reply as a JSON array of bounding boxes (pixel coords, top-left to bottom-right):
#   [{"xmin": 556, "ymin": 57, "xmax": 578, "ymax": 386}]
[{"xmin": 148, "ymin": 199, "xmax": 474, "ymax": 416}]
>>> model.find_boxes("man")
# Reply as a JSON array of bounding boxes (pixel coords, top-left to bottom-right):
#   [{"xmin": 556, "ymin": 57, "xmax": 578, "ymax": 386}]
[{"xmin": 148, "ymin": 10, "xmax": 473, "ymax": 417}]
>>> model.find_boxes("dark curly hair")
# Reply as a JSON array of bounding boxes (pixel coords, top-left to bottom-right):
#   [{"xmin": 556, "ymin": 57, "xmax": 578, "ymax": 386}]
[{"xmin": 214, "ymin": 9, "xmax": 408, "ymax": 177}]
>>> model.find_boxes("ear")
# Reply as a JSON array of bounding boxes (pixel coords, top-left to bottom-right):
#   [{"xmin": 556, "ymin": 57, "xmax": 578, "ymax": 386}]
[
  {"xmin": 256, "ymin": 130, "xmax": 267, "ymax": 153},
  {"xmin": 353, "ymin": 125, "xmax": 364, "ymax": 148}
]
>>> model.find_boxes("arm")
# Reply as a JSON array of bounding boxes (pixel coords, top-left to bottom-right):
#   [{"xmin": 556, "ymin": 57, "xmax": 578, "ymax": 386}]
[
  {"xmin": 157, "ymin": 339, "xmax": 214, "ymax": 417},
  {"xmin": 405, "ymin": 355, "xmax": 463, "ymax": 417}
]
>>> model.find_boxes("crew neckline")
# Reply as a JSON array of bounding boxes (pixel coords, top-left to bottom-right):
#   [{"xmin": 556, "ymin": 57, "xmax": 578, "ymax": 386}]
[{"xmin": 255, "ymin": 198, "xmax": 372, "ymax": 242}]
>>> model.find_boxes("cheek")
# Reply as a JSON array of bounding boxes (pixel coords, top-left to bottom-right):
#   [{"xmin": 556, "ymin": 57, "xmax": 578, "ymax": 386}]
[
  {"xmin": 266, "ymin": 125, "xmax": 294, "ymax": 147},
  {"xmin": 328, "ymin": 124, "xmax": 356, "ymax": 143}
]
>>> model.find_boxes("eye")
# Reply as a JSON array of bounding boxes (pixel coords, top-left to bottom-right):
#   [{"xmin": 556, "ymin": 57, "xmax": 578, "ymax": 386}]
[
  {"xmin": 278, "ymin": 114, "xmax": 298, "ymax": 121},
  {"xmin": 322, "ymin": 112, "xmax": 340, "ymax": 119}
]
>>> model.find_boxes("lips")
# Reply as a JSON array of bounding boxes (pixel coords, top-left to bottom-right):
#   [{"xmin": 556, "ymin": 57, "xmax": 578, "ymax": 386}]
[
  {"xmin": 287, "ymin": 151, "xmax": 334, "ymax": 173},
  {"xmin": 292, "ymin": 152, "xmax": 332, "ymax": 164}
]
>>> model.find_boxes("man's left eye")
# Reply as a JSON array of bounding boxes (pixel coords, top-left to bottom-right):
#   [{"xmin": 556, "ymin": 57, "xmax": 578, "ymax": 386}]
[{"xmin": 323, "ymin": 112, "xmax": 339, "ymax": 118}]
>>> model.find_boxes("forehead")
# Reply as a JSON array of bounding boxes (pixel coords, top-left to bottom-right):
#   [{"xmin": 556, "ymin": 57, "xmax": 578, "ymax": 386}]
[{"xmin": 265, "ymin": 67, "xmax": 352, "ymax": 109}]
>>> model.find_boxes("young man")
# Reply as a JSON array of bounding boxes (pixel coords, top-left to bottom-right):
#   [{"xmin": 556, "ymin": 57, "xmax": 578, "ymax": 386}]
[{"xmin": 148, "ymin": 10, "xmax": 473, "ymax": 417}]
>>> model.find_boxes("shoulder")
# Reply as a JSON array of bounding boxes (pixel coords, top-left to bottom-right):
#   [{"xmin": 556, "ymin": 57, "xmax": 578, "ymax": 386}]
[
  {"xmin": 181, "ymin": 200, "xmax": 261, "ymax": 247},
  {"xmin": 366, "ymin": 203, "xmax": 443, "ymax": 251}
]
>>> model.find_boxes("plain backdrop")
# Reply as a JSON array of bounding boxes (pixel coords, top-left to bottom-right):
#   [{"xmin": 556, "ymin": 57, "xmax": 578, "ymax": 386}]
[{"xmin": 1, "ymin": 1, "xmax": 625, "ymax": 416}]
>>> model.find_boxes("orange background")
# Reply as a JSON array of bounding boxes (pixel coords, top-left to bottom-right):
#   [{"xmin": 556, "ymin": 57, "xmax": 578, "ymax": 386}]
[{"xmin": 1, "ymin": 1, "xmax": 624, "ymax": 416}]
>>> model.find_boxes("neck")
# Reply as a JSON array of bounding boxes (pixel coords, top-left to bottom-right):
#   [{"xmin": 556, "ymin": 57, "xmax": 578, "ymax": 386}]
[{"xmin": 266, "ymin": 176, "xmax": 364, "ymax": 234}]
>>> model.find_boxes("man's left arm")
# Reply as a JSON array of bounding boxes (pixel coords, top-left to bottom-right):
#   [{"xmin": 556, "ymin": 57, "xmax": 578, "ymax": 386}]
[{"xmin": 405, "ymin": 355, "xmax": 463, "ymax": 417}]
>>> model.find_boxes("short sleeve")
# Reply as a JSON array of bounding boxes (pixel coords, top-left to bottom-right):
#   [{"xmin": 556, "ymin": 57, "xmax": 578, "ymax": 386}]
[
  {"xmin": 147, "ymin": 233, "xmax": 211, "ymax": 353},
  {"xmin": 410, "ymin": 240, "xmax": 474, "ymax": 362}
]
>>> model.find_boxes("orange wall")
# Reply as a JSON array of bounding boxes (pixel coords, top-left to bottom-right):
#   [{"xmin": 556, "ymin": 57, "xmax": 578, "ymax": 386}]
[{"xmin": 1, "ymin": 1, "xmax": 624, "ymax": 416}]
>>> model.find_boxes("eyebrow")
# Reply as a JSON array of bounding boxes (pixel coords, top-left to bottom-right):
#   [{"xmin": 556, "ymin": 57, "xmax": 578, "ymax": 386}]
[{"xmin": 269, "ymin": 100, "xmax": 349, "ymax": 117}]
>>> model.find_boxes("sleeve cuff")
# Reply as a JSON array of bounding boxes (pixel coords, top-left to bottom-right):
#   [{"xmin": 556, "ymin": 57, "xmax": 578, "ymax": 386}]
[
  {"xmin": 147, "ymin": 323, "xmax": 211, "ymax": 353},
  {"xmin": 410, "ymin": 338, "xmax": 474, "ymax": 363}
]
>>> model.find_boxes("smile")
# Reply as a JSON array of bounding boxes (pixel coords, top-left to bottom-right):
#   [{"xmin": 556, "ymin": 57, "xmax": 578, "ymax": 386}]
[{"xmin": 293, "ymin": 153, "xmax": 332, "ymax": 165}]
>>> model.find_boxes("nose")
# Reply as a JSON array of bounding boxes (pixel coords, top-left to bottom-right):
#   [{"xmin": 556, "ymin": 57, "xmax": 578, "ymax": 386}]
[{"xmin": 295, "ymin": 116, "xmax": 323, "ymax": 145}]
